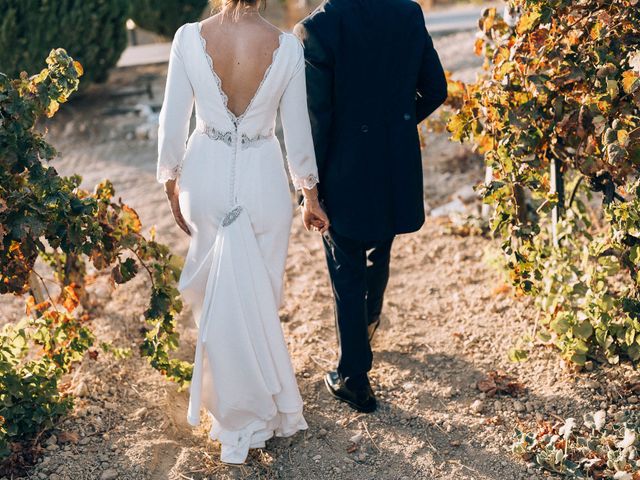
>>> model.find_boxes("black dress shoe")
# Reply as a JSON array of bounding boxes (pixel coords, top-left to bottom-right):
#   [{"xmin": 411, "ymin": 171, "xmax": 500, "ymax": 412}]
[
  {"xmin": 368, "ymin": 316, "xmax": 381, "ymax": 341},
  {"xmin": 324, "ymin": 371, "xmax": 377, "ymax": 413}
]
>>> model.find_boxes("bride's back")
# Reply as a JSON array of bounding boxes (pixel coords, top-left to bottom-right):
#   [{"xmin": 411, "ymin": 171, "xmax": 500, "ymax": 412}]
[{"xmin": 199, "ymin": 11, "xmax": 283, "ymax": 118}]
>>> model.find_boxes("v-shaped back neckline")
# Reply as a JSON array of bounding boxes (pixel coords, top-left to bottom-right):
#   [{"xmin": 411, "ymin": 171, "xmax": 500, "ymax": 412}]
[{"xmin": 196, "ymin": 22, "xmax": 286, "ymax": 127}]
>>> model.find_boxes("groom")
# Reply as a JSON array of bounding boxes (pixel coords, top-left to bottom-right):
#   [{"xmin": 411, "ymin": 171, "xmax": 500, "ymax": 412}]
[{"xmin": 295, "ymin": 0, "xmax": 447, "ymax": 413}]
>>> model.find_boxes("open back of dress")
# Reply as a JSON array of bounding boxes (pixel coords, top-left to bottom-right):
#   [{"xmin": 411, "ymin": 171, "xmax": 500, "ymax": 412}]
[{"xmin": 199, "ymin": 21, "xmax": 284, "ymax": 119}]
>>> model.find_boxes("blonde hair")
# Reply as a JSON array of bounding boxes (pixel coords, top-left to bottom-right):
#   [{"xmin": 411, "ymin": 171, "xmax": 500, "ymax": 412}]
[{"xmin": 210, "ymin": 0, "xmax": 266, "ymax": 15}]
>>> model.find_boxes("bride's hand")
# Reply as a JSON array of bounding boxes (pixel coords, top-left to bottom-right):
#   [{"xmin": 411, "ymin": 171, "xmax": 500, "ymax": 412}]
[
  {"xmin": 164, "ymin": 180, "xmax": 191, "ymax": 236},
  {"xmin": 302, "ymin": 197, "xmax": 330, "ymax": 234}
]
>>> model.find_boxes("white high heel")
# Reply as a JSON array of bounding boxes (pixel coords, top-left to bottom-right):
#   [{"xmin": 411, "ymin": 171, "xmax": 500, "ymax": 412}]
[{"xmin": 220, "ymin": 443, "xmax": 250, "ymax": 465}]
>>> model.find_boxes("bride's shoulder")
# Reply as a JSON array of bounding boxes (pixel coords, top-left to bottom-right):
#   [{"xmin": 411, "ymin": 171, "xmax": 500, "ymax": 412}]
[
  {"xmin": 279, "ymin": 31, "xmax": 304, "ymax": 52},
  {"xmin": 254, "ymin": 22, "xmax": 301, "ymax": 58},
  {"xmin": 171, "ymin": 21, "xmax": 199, "ymax": 44},
  {"xmin": 277, "ymin": 32, "xmax": 304, "ymax": 68},
  {"xmin": 164, "ymin": 22, "xmax": 198, "ymax": 57},
  {"xmin": 174, "ymin": 16, "xmax": 222, "ymax": 39},
  {"xmin": 279, "ymin": 34, "xmax": 306, "ymax": 75}
]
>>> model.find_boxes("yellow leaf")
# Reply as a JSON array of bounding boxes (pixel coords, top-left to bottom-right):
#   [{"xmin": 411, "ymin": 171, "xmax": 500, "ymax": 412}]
[
  {"xmin": 474, "ymin": 37, "xmax": 484, "ymax": 56},
  {"xmin": 121, "ymin": 205, "xmax": 142, "ymax": 233},
  {"xmin": 566, "ymin": 28, "xmax": 582, "ymax": 46},
  {"xmin": 46, "ymin": 99, "xmax": 59, "ymax": 118},
  {"xmin": 618, "ymin": 129, "xmax": 629, "ymax": 147},
  {"xmin": 446, "ymin": 75, "xmax": 467, "ymax": 101},
  {"xmin": 60, "ymin": 285, "xmax": 80, "ymax": 313},
  {"xmin": 477, "ymin": 134, "xmax": 495, "ymax": 154},
  {"xmin": 597, "ymin": 99, "xmax": 612, "ymax": 113},
  {"xmin": 622, "ymin": 70, "xmax": 639, "ymax": 94},
  {"xmin": 447, "ymin": 113, "xmax": 469, "ymax": 143},
  {"xmin": 516, "ymin": 10, "xmax": 541, "ymax": 35},
  {"xmin": 73, "ymin": 61, "xmax": 84, "ymax": 77},
  {"xmin": 479, "ymin": 8, "xmax": 497, "ymax": 33}
]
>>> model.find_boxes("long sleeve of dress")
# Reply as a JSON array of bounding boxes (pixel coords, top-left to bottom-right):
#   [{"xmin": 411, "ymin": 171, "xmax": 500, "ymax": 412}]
[
  {"xmin": 157, "ymin": 25, "xmax": 195, "ymax": 184},
  {"xmin": 293, "ymin": 22, "xmax": 333, "ymax": 178},
  {"xmin": 278, "ymin": 40, "xmax": 320, "ymax": 191}
]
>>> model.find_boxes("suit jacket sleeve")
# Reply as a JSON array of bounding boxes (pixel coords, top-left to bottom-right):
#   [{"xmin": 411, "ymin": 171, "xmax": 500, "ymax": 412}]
[
  {"xmin": 414, "ymin": 4, "xmax": 448, "ymax": 124},
  {"xmin": 293, "ymin": 20, "xmax": 334, "ymax": 178}
]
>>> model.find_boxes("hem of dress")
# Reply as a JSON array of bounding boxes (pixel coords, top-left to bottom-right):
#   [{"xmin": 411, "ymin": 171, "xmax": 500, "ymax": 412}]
[
  {"xmin": 187, "ymin": 408, "xmax": 308, "ymax": 464},
  {"xmin": 187, "ymin": 414, "xmax": 201, "ymax": 427},
  {"xmin": 187, "ymin": 404, "xmax": 305, "ymax": 428}
]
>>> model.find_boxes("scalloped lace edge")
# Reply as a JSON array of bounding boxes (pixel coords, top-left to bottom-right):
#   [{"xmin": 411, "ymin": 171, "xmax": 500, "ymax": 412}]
[
  {"xmin": 157, "ymin": 164, "xmax": 181, "ymax": 184},
  {"xmin": 292, "ymin": 173, "xmax": 319, "ymax": 191}
]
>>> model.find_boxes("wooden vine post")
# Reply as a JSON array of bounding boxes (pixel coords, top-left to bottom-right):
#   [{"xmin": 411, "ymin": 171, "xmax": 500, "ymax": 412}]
[
  {"xmin": 481, "ymin": 166, "xmax": 493, "ymax": 219},
  {"xmin": 550, "ymin": 158, "xmax": 565, "ymax": 248}
]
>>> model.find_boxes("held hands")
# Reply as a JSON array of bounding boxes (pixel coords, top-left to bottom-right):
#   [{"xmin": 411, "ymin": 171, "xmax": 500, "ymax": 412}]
[
  {"xmin": 164, "ymin": 179, "xmax": 191, "ymax": 236},
  {"xmin": 301, "ymin": 187, "xmax": 330, "ymax": 234}
]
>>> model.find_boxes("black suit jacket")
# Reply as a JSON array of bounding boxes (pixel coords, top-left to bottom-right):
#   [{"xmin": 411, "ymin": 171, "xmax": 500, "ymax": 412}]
[{"xmin": 294, "ymin": 0, "xmax": 447, "ymax": 241}]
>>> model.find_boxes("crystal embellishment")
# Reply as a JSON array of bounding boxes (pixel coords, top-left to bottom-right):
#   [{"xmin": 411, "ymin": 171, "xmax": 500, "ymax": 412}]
[
  {"xmin": 199, "ymin": 124, "xmax": 235, "ymax": 147},
  {"xmin": 240, "ymin": 131, "xmax": 274, "ymax": 149},
  {"xmin": 222, "ymin": 206, "xmax": 244, "ymax": 227},
  {"xmin": 198, "ymin": 123, "xmax": 274, "ymax": 150}
]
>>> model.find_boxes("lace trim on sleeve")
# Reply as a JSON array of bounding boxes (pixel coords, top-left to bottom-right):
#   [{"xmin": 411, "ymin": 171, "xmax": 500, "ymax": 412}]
[
  {"xmin": 292, "ymin": 173, "xmax": 319, "ymax": 191},
  {"xmin": 157, "ymin": 163, "xmax": 182, "ymax": 184}
]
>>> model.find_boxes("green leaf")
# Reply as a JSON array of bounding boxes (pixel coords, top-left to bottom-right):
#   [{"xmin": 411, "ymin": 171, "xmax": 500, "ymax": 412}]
[
  {"xmin": 551, "ymin": 314, "xmax": 571, "ymax": 334},
  {"xmin": 625, "ymin": 327, "xmax": 636, "ymax": 346},
  {"xmin": 570, "ymin": 352, "xmax": 587, "ymax": 365},
  {"xmin": 626, "ymin": 343, "xmax": 640, "ymax": 361},
  {"xmin": 508, "ymin": 348, "xmax": 529, "ymax": 362},
  {"xmin": 573, "ymin": 321, "xmax": 593, "ymax": 340},
  {"xmin": 111, "ymin": 257, "xmax": 138, "ymax": 285}
]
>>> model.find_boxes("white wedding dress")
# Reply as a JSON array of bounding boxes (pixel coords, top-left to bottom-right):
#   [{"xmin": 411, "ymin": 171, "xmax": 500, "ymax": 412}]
[{"xmin": 156, "ymin": 22, "xmax": 318, "ymax": 464}]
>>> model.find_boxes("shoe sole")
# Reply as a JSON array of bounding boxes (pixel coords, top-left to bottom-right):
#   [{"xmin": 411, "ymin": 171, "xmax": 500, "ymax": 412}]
[{"xmin": 323, "ymin": 376, "xmax": 377, "ymax": 413}]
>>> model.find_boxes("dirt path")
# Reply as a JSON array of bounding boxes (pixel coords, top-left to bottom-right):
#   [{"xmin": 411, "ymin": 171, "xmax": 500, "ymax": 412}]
[{"xmin": 4, "ymin": 30, "xmax": 640, "ymax": 480}]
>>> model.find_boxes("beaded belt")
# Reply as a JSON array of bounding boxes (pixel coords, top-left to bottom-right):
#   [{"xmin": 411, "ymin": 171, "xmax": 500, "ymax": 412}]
[{"xmin": 196, "ymin": 121, "xmax": 275, "ymax": 150}]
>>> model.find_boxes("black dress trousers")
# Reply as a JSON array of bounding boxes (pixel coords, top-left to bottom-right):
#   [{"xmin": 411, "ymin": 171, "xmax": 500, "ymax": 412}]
[{"xmin": 322, "ymin": 227, "xmax": 394, "ymax": 380}]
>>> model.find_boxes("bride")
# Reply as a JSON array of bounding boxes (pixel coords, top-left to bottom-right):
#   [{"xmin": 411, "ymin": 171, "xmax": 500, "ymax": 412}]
[{"xmin": 156, "ymin": 0, "xmax": 329, "ymax": 465}]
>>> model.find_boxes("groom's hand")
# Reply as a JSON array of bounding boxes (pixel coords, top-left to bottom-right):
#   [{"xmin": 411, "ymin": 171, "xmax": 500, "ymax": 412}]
[{"xmin": 302, "ymin": 198, "xmax": 330, "ymax": 234}]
